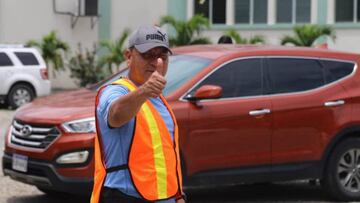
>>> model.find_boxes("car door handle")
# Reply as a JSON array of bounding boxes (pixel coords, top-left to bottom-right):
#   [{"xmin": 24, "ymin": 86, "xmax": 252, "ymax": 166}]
[
  {"xmin": 249, "ymin": 109, "xmax": 271, "ymax": 116},
  {"xmin": 324, "ymin": 100, "xmax": 345, "ymax": 107}
]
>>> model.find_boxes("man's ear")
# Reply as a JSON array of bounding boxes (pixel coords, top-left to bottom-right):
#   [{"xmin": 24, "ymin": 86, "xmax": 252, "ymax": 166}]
[
  {"xmin": 124, "ymin": 49, "xmax": 131, "ymax": 60},
  {"xmin": 124, "ymin": 49, "xmax": 132, "ymax": 66}
]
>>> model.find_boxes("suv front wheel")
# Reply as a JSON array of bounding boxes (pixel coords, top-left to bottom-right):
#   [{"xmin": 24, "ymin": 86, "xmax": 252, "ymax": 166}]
[
  {"xmin": 322, "ymin": 138, "xmax": 360, "ymax": 201},
  {"xmin": 7, "ymin": 84, "xmax": 35, "ymax": 109}
]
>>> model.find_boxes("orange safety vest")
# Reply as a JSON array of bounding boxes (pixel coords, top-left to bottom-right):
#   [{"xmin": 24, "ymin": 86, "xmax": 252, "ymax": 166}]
[{"xmin": 90, "ymin": 78, "xmax": 183, "ymax": 203}]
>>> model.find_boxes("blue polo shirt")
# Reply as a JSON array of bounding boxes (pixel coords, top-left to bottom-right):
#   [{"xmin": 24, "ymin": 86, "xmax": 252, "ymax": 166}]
[{"xmin": 96, "ymin": 84, "xmax": 175, "ymax": 203}]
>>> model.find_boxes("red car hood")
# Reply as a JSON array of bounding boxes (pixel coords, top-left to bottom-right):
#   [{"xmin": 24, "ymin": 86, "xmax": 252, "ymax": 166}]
[{"xmin": 15, "ymin": 89, "xmax": 96, "ymax": 125}]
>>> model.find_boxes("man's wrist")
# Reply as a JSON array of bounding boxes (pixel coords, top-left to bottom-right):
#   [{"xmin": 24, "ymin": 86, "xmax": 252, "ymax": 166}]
[{"xmin": 136, "ymin": 86, "xmax": 149, "ymax": 100}]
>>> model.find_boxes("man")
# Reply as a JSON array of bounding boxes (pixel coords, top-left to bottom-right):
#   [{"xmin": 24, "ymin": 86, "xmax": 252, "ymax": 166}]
[{"xmin": 91, "ymin": 25, "xmax": 185, "ymax": 203}]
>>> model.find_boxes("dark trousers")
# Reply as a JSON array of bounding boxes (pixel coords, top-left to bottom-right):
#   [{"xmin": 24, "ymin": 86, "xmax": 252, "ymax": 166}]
[{"xmin": 100, "ymin": 187, "xmax": 151, "ymax": 203}]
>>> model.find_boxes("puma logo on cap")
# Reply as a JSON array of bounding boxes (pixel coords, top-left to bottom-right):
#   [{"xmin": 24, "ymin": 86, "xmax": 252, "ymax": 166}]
[{"xmin": 128, "ymin": 25, "xmax": 172, "ymax": 54}]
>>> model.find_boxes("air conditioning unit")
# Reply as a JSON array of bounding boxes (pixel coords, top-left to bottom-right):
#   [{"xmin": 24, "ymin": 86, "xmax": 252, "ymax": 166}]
[
  {"xmin": 77, "ymin": 0, "xmax": 98, "ymax": 16},
  {"xmin": 53, "ymin": 0, "xmax": 99, "ymax": 29}
]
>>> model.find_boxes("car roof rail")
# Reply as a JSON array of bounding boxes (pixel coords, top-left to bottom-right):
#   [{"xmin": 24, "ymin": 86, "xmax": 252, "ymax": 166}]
[{"xmin": 0, "ymin": 44, "xmax": 25, "ymax": 48}]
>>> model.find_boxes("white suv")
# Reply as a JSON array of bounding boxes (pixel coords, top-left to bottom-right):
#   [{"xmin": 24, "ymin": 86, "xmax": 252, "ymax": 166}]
[{"xmin": 0, "ymin": 45, "xmax": 51, "ymax": 109}]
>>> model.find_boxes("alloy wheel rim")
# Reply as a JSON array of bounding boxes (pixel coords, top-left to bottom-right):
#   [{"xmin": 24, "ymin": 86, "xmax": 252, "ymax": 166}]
[
  {"xmin": 337, "ymin": 149, "xmax": 360, "ymax": 193},
  {"xmin": 12, "ymin": 88, "xmax": 31, "ymax": 107}
]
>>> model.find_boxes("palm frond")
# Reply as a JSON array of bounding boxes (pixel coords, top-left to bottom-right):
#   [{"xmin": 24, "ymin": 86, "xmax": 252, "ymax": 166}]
[
  {"xmin": 118, "ymin": 29, "xmax": 131, "ymax": 49},
  {"xmin": 289, "ymin": 25, "xmax": 336, "ymax": 47},
  {"xmin": 188, "ymin": 14, "xmax": 210, "ymax": 35},
  {"xmin": 190, "ymin": 37, "xmax": 212, "ymax": 45},
  {"xmin": 98, "ymin": 29, "xmax": 130, "ymax": 73},
  {"xmin": 281, "ymin": 35, "xmax": 304, "ymax": 46},
  {"xmin": 160, "ymin": 15, "xmax": 210, "ymax": 46},
  {"xmin": 25, "ymin": 40, "xmax": 41, "ymax": 48},
  {"xmin": 160, "ymin": 15, "xmax": 178, "ymax": 28},
  {"xmin": 100, "ymin": 40, "xmax": 113, "ymax": 50},
  {"xmin": 249, "ymin": 35, "xmax": 265, "ymax": 44},
  {"xmin": 26, "ymin": 31, "xmax": 69, "ymax": 76},
  {"xmin": 225, "ymin": 29, "xmax": 246, "ymax": 44}
]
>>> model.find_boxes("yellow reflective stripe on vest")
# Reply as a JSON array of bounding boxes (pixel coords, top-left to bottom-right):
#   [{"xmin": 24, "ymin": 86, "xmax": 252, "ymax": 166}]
[
  {"xmin": 141, "ymin": 104, "xmax": 167, "ymax": 199},
  {"xmin": 112, "ymin": 79, "xmax": 136, "ymax": 91},
  {"xmin": 112, "ymin": 78, "xmax": 168, "ymax": 199}
]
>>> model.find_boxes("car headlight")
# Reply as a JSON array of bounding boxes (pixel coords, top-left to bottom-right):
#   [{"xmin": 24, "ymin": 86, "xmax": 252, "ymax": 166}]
[
  {"xmin": 56, "ymin": 150, "xmax": 89, "ymax": 164},
  {"xmin": 61, "ymin": 117, "xmax": 96, "ymax": 133}
]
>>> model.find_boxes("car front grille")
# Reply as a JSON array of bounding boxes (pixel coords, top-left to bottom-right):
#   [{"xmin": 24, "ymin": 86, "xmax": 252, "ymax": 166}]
[{"xmin": 10, "ymin": 120, "xmax": 60, "ymax": 149}]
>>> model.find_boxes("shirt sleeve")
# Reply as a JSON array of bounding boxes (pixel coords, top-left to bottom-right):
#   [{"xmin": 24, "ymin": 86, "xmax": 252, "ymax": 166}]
[{"xmin": 97, "ymin": 85, "xmax": 129, "ymax": 128}]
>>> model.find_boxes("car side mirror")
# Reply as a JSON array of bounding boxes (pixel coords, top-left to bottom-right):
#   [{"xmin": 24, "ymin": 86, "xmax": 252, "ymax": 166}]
[{"xmin": 186, "ymin": 85, "xmax": 222, "ymax": 101}]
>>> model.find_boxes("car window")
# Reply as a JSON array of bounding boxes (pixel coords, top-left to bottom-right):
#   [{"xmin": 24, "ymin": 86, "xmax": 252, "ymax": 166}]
[
  {"xmin": 91, "ymin": 55, "xmax": 212, "ymax": 97},
  {"xmin": 321, "ymin": 59, "xmax": 355, "ymax": 84},
  {"xmin": 14, "ymin": 52, "xmax": 40, "ymax": 65},
  {"xmin": 164, "ymin": 55, "xmax": 212, "ymax": 96},
  {"xmin": 193, "ymin": 58, "xmax": 263, "ymax": 98},
  {"xmin": 0, "ymin": 52, "xmax": 13, "ymax": 66},
  {"xmin": 268, "ymin": 58, "xmax": 324, "ymax": 94}
]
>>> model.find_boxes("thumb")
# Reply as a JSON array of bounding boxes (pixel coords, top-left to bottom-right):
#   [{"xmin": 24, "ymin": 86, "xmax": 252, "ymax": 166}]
[{"xmin": 156, "ymin": 58, "xmax": 164, "ymax": 75}]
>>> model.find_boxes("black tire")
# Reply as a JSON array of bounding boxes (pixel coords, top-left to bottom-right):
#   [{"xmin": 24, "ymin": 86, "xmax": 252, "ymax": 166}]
[
  {"xmin": 7, "ymin": 84, "xmax": 35, "ymax": 109},
  {"xmin": 322, "ymin": 138, "xmax": 360, "ymax": 201}
]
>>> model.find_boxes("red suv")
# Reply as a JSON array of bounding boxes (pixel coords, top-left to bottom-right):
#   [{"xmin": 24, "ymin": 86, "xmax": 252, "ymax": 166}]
[{"xmin": 3, "ymin": 45, "xmax": 360, "ymax": 201}]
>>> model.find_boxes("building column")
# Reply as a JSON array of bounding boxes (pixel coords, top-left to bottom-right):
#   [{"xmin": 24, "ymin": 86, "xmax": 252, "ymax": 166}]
[
  {"xmin": 98, "ymin": 0, "xmax": 111, "ymax": 56},
  {"xmin": 268, "ymin": 0, "xmax": 276, "ymax": 25},
  {"xmin": 227, "ymin": 0, "xmax": 234, "ymax": 25},
  {"xmin": 167, "ymin": 0, "xmax": 187, "ymax": 37},
  {"xmin": 187, "ymin": 0, "xmax": 193, "ymax": 20},
  {"xmin": 317, "ymin": 0, "xmax": 328, "ymax": 24},
  {"xmin": 311, "ymin": 0, "xmax": 318, "ymax": 24},
  {"xmin": 167, "ymin": 0, "xmax": 187, "ymax": 21},
  {"xmin": 328, "ymin": 0, "xmax": 335, "ymax": 24}
]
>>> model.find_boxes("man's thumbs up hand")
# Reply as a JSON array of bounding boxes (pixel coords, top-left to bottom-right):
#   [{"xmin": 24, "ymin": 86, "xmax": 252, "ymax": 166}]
[
  {"xmin": 156, "ymin": 58, "xmax": 165, "ymax": 76},
  {"xmin": 139, "ymin": 58, "xmax": 167, "ymax": 98}
]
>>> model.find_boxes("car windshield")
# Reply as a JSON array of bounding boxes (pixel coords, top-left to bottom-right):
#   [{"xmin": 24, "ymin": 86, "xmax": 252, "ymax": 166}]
[{"xmin": 89, "ymin": 55, "xmax": 212, "ymax": 96}]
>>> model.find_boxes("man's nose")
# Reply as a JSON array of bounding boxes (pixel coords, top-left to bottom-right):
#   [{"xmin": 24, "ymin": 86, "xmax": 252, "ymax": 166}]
[{"xmin": 149, "ymin": 57, "xmax": 158, "ymax": 65}]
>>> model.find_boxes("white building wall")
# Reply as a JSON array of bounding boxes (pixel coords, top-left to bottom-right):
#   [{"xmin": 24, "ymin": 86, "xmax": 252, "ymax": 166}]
[
  {"xmin": 0, "ymin": 0, "xmax": 98, "ymax": 89},
  {"xmin": 111, "ymin": 0, "xmax": 168, "ymax": 44},
  {"xmin": 333, "ymin": 30, "xmax": 360, "ymax": 53},
  {"xmin": 0, "ymin": 0, "xmax": 168, "ymax": 89},
  {"xmin": 1, "ymin": 0, "xmax": 360, "ymax": 89}
]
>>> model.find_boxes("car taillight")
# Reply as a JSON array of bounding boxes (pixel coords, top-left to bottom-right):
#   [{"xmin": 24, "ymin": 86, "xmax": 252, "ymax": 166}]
[{"xmin": 40, "ymin": 68, "xmax": 48, "ymax": 80}]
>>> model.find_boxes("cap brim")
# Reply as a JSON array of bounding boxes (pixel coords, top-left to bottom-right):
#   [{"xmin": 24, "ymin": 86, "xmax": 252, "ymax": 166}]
[{"xmin": 134, "ymin": 43, "xmax": 172, "ymax": 54}]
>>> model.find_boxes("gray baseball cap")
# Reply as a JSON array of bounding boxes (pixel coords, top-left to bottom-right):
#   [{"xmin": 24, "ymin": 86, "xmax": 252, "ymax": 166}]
[{"xmin": 128, "ymin": 25, "xmax": 172, "ymax": 54}]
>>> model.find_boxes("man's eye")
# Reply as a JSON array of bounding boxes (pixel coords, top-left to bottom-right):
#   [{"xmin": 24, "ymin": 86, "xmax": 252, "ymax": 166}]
[{"xmin": 143, "ymin": 54, "xmax": 152, "ymax": 59}]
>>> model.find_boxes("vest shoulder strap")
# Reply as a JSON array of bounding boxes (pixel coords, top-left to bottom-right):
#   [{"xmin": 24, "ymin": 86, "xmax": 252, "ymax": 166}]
[
  {"xmin": 112, "ymin": 78, "xmax": 136, "ymax": 91},
  {"xmin": 106, "ymin": 164, "xmax": 128, "ymax": 173}
]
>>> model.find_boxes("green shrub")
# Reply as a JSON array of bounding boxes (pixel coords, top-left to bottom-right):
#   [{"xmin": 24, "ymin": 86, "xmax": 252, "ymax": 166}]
[
  {"xmin": 68, "ymin": 44, "xmax": 107, "ymax": 87},
  {"xmin": 26, "ymin": 31, "xmax": 69, "ymax": 77}
]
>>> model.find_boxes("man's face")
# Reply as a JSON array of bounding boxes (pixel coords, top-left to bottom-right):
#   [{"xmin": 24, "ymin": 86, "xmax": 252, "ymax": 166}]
[{"xmin": 125, "ymin": 47, "xmax": 169, "ymax": 85}]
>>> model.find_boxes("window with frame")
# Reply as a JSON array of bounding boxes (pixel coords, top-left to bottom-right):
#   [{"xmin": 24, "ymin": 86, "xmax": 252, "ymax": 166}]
[
  {"xmin": 276, "ymin": 0, "xmax": 311, "ymax": 23},
  {"xmin": 194, "ymin": 0, "xmax": 226, "ymax": 24},
  {"xmin": 193, "ymin": 58, "xmax": 263, "ymax": 99},
  {"xmin": 235, "ymin": 0, "xmax": 268, "ymax": 24},
  {"xmin": 0, "ymin": 52, "xmax": 13, "ymax": 66},
  {"xmin": 321, "ymin": 60, "xmax": 355, "ymax": 84},
  {"xmin": 335, "ymin": 0, "xmax": 360, "ymax": 23},
  {"xmin": 14, "ymin": 52, "xmax": 39, "ymax": 66},
  {"xmin": 268, "ymin": 58, "xmax": 324, "ymax": 94}
]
